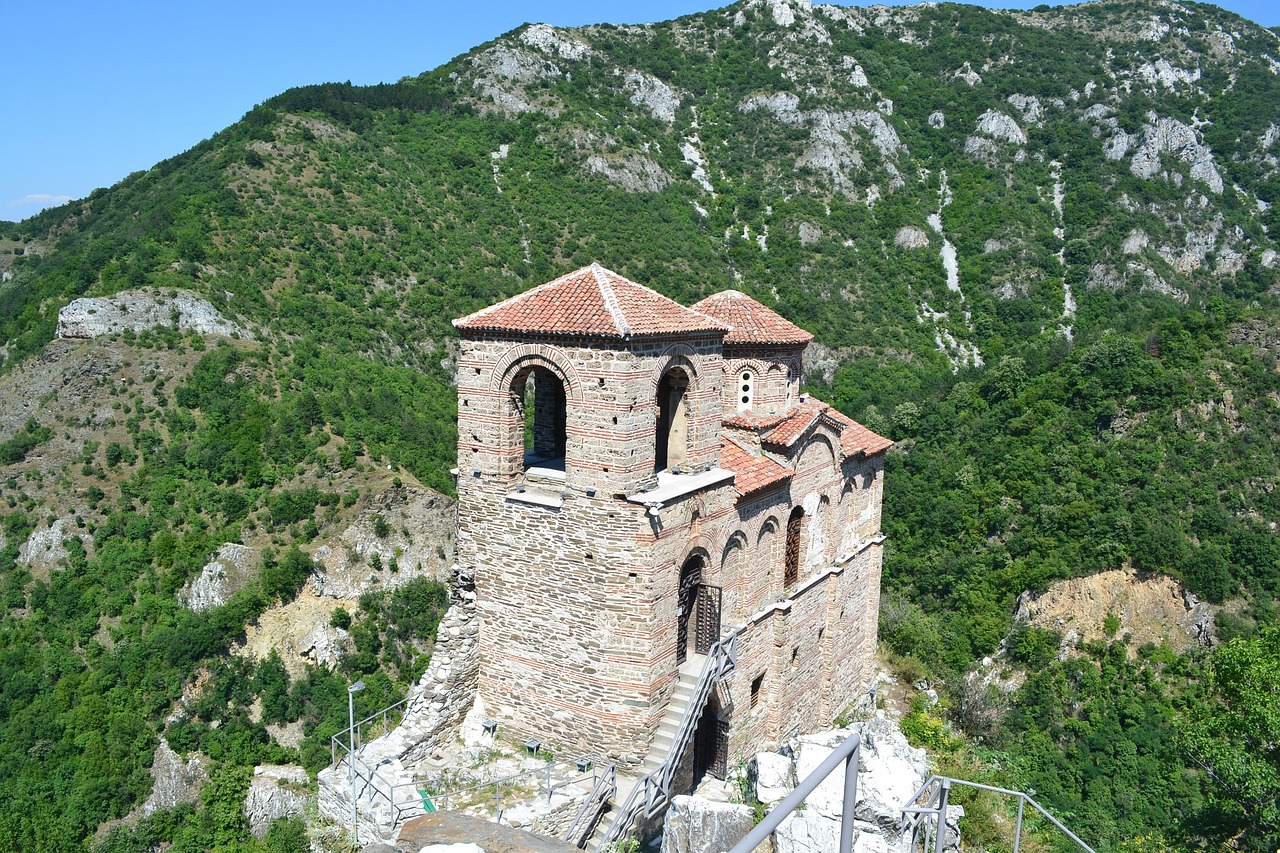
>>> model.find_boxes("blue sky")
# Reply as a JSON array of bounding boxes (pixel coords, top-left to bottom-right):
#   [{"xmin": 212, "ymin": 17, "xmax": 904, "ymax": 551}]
[{"xmin": 3, "ymin": 0, "xmax": 1275, "ymax": 224}]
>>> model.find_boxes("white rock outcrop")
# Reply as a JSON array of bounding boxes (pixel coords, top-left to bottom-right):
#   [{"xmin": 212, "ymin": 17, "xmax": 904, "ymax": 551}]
[
  {"xmin": 142, "ymin": 738, "xmax": 209, "ymax": 817},
  {"xmin": 1122, "ymin": 230, "xmax": 1149, "ymax": 255},
  {"xmin": 183, "ymin": 544, "xmax": 258, "ymax": 611},
  {"xmin": 1129, "ymin": 116, "xmax": 1223, "ymax": 194},
  {"xmin": 1135, "ymin": 60, "xmax": 1200, "ymax": 91},
  {"xmin": 17, "ymin": 516, "xmax": 86, "ymax": 573},
  {"xmin": 519, "ymin": 23, "xmax": 593, "ymax": 61},
  {"xmin": 584, "ymin": 154, "xmax": 673, "ymax": 193},
  {"xmin": 56, "ymin": 289, "xmax": 246, "ymax": 339},
  {"xmin": 894, "ymin": 226, "xmax": 930, "ymax": 250},
  {"xmin": 974, "ymin": 110, "xmax": 1027, "ymax": 145},
  {"xmin": 661, "ymin": 796, "xmax": 757, "ymax": 853},
  {"xmin": 739, "ymin": 93, "xmax": 904, "ymax": 196},
  {"xmin": 243, "ymin": 764, "xmax": 309, "ymax": 838},
  {"xmin": 664, "ymin": 716, "xmax": 955, "ymax": 853},
  {"xmin": 626, "ymin": 72, "xmax": 680, "ymax": 123}
]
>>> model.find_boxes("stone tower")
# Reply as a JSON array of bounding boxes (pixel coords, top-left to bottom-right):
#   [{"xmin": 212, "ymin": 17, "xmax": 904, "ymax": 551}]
[{"xmin": 453, "ymin": 264, "xmax": 889, "ymax": 773}]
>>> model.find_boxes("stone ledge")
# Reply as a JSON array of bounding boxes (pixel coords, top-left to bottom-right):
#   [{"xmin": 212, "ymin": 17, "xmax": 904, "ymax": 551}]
[
  {"xmin": 505, "ymin": 491, "xmax": 564, "ymax": 510},
  {"xmin": 626, "ymin": 467, "xmax": 735, "ymax": 506}
]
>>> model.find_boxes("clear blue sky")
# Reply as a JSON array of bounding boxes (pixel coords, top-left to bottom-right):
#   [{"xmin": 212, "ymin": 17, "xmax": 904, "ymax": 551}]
[{"xmin": 4, "ymin": 0, "xmax": 1275, "ymax": 224}]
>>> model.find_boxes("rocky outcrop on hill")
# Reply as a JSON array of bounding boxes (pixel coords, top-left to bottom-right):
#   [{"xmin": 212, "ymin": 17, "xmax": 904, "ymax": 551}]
[
  {"xmin": 142, "ymin": 738, "xmax": 209, "ymax": 817},
  {"xmin": 56, "ymin": 289, "xmax": 247, "ymax": 339},
  {"xmin": 311, "ymin": 484, "xmax": 455, "ymax": 599},
  {"xmin": 17, "ymin": 515, "xmax": 87, "ymax": 575},
  {"xmin": 1015, "ymin": 566, "xmax": 1217, "ymax": 656},
  {"xmin": 182, "ymin": 543, "xmax": 258, "ymax": 611},
  {"xmin": 243, "ymin": 764, "xmax": 309, "ymax": 838}
]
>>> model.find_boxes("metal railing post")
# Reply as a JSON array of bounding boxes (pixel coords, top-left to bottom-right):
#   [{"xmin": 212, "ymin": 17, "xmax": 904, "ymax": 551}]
[
  {"xmin": 839, "ymin": 744, "xmax": 859, "ymax": 853},
  {"xmin": 932, "ymin": 779, "xmax": 950, "ymax": 853},
  {"xmin": 1013, "ymin": 795, "xmax": 1025, "ymax": 853}
]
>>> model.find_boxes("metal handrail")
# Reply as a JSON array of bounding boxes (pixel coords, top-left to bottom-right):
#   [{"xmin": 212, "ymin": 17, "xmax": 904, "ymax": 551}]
[
  {"xmin": 727, "ymin": 732, "xmax": 864, "ymax": 853},
  {"xmin": 900, "ymin": 775, "xmax": 1097, "ymax": 853},
  {"xmin": 564, "ymin": 763, "xmax": 618, "ymax": 848},
  {"xmin": 599, "ymin": 629, "xmax": 741, "ymax": 848},
  {"xmin": 329, "ymin": 695, "xmax": 411, "ymax": 764}
]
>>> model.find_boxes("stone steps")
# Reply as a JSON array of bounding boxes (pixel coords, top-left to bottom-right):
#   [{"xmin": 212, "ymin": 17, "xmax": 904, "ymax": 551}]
[{"xmin": 584, "ymin": 658, "xmax": 707, "ymax": 850}]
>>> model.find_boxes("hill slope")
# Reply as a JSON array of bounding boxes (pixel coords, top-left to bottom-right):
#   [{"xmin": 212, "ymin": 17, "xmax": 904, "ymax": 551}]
[{"xmin": 1, "ymin": 1, "xmax": 1280, "ymax": 850}]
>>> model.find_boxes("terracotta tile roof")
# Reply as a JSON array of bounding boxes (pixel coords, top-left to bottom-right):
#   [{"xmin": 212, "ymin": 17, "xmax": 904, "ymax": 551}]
[
  {"xmin": 721, "ymin": 411, "xmax": 790, "ymax": 432},
  {"xmin": 454, "ymin": 263, "xmax": 729, "ymax": 340},
  {"xmin": 728, "ymin": 398, "xmax": 892, "ymax": 458},
  {"xmin": 762, "ymin": 401, "xmax": 826, "ymax": 448},
  {"xmin": 689, "ymin": 290, "xmax": 813, "ymax": 346},
  {"xmin": 720, "ymin": 436, "xmax": 792, "ymax": 498},
  {"xmin": 825, "ymin": 409, "xmax": 894, "ymax": 456}
]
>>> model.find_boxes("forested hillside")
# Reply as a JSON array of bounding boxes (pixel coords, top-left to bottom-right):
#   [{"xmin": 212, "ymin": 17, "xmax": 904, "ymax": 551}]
[{"xmin": 1, "ymin": 0, "xmax": 1278, "ymax": 850}]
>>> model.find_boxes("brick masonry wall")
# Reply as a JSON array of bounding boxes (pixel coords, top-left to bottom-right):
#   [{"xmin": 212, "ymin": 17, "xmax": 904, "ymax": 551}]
[
  {"xmin": 454, "ymin": 329, "xmax": 885, "ymax": 774},
  {"xmin": 722, "ymin": 347, "xmax": 804, "ymax": 416}
]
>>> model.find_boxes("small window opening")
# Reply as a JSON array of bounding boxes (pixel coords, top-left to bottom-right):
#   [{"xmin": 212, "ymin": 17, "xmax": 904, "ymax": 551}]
[
  {"xmin": 738, "ymin": 371, "xmax": 754, "ymax": 412},
  {"xmin": 750, "ymin": 674, "xmax": 764, "ymax": 708}
]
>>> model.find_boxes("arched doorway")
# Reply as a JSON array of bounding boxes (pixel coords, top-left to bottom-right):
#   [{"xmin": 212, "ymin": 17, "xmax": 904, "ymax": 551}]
[
  {"xmin": 692, "ymin": 690, "xmax": 729, "ymax": 787},
  {"xmin": 656, "ymin": 368, "xmax": 690, "ymax": 472},
  {"xmin": 676, "ymin": 554, "xmax": 703, "ymax": 666}
]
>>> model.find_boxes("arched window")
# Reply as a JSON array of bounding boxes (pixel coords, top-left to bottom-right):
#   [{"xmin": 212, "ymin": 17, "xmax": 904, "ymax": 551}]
[
  {"xmin": 784, "ymin": 506, "xmax": 804, "ymax": 589},
  {"xmin": 512, "ymin": 365, "xmax": 566, "ymax": 470},
  {"xmin": 737, "ymin": 370, "xmax": 754, "ymax": 413},
  {"xmin": 656, "ymin": 367, "xmax": 690, "ymax": 472}
]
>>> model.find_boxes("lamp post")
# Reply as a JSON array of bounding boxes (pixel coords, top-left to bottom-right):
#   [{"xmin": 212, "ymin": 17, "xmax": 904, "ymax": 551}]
[{"xmin": 348, "ymin": 680, "xmax": 365, "ymax": 844}]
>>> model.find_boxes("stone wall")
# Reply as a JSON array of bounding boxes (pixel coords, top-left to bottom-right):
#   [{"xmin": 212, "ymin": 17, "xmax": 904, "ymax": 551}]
[
  {"xmin": 454, "ymin": 327, "xmax": 886, "ymax": 777},
  {"xmin": 721, "ymin": 345, "xmax": 804, "ymax": 416}
]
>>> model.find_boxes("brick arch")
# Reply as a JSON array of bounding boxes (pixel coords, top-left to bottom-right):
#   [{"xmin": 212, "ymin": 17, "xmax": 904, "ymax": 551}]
[
  {"xmin": 650, "ymin": 343, "xmax": 701, "ymax": 390},
  {"xmin": 490, "ymin": 343, "xmax": 583, "ymax": 400},
  {"xmin": 720, "ymin": 530, "xmax": 749, "ymax": 567},
  {"xmin": 725, "ymin": 358, "xmax": 766, "ymax": 379},
  {"xmin": 796, "ymin": 432, "xmax": 838, "ymax": 476}
]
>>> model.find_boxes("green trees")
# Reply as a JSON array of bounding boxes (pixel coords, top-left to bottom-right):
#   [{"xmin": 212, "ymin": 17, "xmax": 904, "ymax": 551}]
[{"xmin": 1177, "ymin": 626, "xmax": 1280, "ymax": 849}]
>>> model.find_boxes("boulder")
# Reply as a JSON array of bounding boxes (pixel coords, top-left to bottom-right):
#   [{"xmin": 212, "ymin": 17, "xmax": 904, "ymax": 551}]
[{"xmin": 661, "ymin": 795, "xmax": 757, "ymax": 853}]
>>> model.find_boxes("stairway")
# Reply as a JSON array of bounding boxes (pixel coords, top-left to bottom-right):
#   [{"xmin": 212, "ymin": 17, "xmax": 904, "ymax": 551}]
[
  {"xmin": 581, "ymin": 656, "xmax": 705, "ymax": 851},
  {"xmin": 317, "ymin": 749, "xmax": 423, "ymax": 844},
  {"xmin": 639, "ymin": 656, "xmax": 704, "ymax": 777}
]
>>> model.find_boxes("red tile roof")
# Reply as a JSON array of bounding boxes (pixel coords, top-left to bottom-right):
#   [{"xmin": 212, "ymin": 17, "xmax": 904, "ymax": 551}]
[
  {"xmin": 762, "ymin": 402, "xmax": 825, "ymax": 448},
  {"xmin": 825, "ymin": 409, "xmax": 894, "ymax": 456},
  {"xmin": 721, "ymin": 411, "xmax": 790, "ymax": 432},
  {"xmin": 720, "ymin": 436, "xmax": 792, "ymax": 497},
  {"xmin": 689, "ymin": 290, "xmax": 813, "ymax": 346},
  {"xmin": 725, "ymin": 397, "xmax": 892, "ymax": 459},
  {"xmin": 454, "ymin": 263, "xmax": 729, "ymax": 340}
]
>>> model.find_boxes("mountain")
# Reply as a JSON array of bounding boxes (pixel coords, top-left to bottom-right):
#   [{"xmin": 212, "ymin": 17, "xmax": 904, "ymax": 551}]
[{"xmin": 1, "ymin": 1, "xmax": 1279, "ymax": 850}]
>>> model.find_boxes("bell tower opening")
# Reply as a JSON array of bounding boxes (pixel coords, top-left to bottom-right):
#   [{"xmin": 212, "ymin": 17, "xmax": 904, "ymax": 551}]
[
  {"xmin": 513, "ymin": 365, "xmax": 567, "ymax": 471},
  {"xmin": 656, "ymin": 367, "xmax": 690, "ymax": 472}
]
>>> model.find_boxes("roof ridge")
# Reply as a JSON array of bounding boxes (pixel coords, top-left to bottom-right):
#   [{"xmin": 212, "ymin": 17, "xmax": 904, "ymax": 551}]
[{"xmin": 593, "ymin": 263, "xmax": 632, "ymax": 338}]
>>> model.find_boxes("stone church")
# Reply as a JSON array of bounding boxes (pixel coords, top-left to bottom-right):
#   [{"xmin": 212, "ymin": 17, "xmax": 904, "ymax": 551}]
[{"xmin": 452, "ymin": 263, "xmax": 888, "ymax": 783}]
